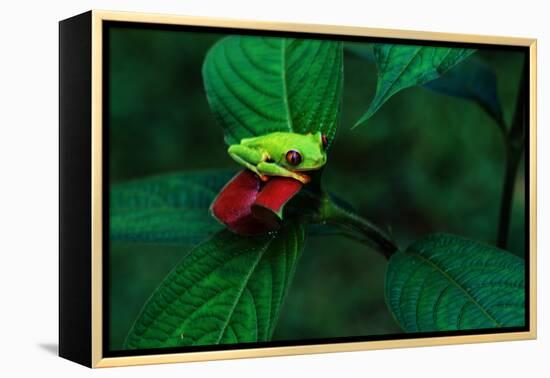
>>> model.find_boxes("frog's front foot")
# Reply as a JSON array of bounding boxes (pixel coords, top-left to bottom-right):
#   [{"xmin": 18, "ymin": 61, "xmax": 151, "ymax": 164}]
[
  {"xmin": 296, "ymin": 173, "xmax": 311, "ymax": 184},
  {"xmin": 259, "ymin": 174, "xmax": 270, "ymax": 182}
]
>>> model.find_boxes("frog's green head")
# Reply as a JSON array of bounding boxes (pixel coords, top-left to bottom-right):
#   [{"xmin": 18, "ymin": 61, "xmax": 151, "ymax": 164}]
[{"xmin": 280, "ymin": 131, "xmax": 328, "ymax": 172}]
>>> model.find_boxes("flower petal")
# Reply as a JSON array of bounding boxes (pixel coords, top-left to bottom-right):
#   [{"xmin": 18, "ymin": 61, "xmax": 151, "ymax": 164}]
[{"xmin": 211, "ymin": 170, "xmax": 304, "ymax": 235}]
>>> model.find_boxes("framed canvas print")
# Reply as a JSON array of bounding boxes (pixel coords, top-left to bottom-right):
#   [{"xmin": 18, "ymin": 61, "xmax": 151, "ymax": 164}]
[{"xmin": 59, "ymin": 10, "xmax": 537, "ymax": 368}]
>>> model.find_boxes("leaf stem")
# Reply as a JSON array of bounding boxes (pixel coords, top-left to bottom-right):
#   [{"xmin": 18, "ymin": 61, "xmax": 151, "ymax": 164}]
[
  {"xmin": 496, "ymin": 57, "xmax": 527, "ymax": 249},
  {"xmin": 494, "ymin": 113, "xmax": 508, "ymax": 141},
  {"xmin": 497, "ymin": 146, "xmax": 522, "ymax": 249},
  {"xmin": 319, "ymin": 197, "xmax": 399, "ymax": 259}
]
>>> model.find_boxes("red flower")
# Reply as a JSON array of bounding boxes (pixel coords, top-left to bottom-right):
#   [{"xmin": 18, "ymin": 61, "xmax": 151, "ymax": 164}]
[{"xmin": 210, "ymin": 171, "xmax": 303, "ymax": 235}]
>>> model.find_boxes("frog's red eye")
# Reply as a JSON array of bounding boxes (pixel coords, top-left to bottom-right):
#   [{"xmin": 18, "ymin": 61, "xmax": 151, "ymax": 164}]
[
  {"xmin": 286, "ymin": 150, "xmax": 302, "ymax": 166},
  {"xmin": 321, "ymin": 134, "xmax": 328, "ymax": 149}
]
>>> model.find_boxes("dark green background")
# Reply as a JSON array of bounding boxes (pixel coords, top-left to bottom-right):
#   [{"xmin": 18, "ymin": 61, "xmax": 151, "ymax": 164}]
[{"xmin": 108, "ymin": 27, "xmax": 526, "ymax": 349}]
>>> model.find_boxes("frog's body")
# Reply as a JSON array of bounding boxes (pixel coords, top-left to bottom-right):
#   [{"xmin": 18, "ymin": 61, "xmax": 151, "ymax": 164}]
[{"xmin": 227, "ymin": 131, "xmax": 328, "ymax": 184}]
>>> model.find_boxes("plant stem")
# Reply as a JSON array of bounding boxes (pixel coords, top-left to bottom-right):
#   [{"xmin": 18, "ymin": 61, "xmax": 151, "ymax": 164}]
[
  {"xmin": 497, "ymin": 145, "xmax": 522, "ymax": 249},
  {"xmin": 320, "ymin": 197, "xmax": 398, "ymax": 259},
  {"xmin": 496, "ymin": 57, "xmax": 527, "ymax": 249}
]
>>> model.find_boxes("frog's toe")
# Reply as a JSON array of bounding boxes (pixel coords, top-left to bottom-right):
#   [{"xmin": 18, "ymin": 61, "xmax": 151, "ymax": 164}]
[{"xmin": 298, "ymin": 173, "xmax": 310, "ymax": 184}]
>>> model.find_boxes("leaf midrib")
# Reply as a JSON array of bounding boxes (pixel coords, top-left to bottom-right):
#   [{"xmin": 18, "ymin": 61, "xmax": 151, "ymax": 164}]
[
  {"xmin": 406, "ymin": 250, "xmax": 502, "ymax": 327},
  {"xmin": 215, "ymin": 236, "xmax": 275, "ymax": 343},
  {"xmin": 376, "ymin": 46, "xmax": 423, "ymax": 108},
  {"xmin": 280, "ymin": 38, "xmax": 294, "ymax": 132},
  {"xmin": 112, "ymin": 181, "xmax": 219, "ymax": 210},
  {"xmin": 127, "ymin": 234, "xmax": 275, "ymax": 347}
]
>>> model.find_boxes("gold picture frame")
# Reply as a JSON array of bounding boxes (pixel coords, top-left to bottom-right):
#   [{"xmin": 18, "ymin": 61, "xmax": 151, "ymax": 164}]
[{"xmin": 59, "ymin": 9, "xmax": 537, "ymax": 368}]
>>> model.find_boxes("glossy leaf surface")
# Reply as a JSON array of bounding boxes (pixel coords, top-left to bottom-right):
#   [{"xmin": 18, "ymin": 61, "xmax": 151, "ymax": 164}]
[
  {"xmin": 386, "ymin": 234, "xmax": 525, "ymax": 332},
  {"xmin": 346, "ymin": 44, "xmax": 503, "ymax": 125},
  {"xmin": 125, "ymin": 222, "xmax": 305, "ymax": 348},
  {"xmin": 110, "ymin": 171, "xmax": 233, "ymax": 244},
  {"xmin": 203, "ymin": 36, "xmax": 343, "ymax": 145},
  {"xmin": 355, "ymin": 44, "xmax": 475, "ymax": 126}
]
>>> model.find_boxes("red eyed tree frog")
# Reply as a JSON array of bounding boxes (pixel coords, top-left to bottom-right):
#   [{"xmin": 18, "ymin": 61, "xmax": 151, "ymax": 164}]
[{"xmin": 227, "ymin": 131, "xmax": 329, "ymax": 184}]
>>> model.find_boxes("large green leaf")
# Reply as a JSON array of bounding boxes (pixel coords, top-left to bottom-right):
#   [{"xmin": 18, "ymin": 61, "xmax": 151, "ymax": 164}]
[
  {"xmin": 125, "ymin": 222, "xmax": 305, "ymax": 349},
  {"xmin": 354, "ymin": 44, "xmax": 475, "ymax": 126},
  {"xmin": 202, "ymin": 36, "xmax": 343, "ymax": 145},
  {"xmin": 386, "ymin": 234, "xmax": 525, "ymax": 332},
  {"xmin": 110, "ymin": 171, "xmax": 234, "ymax": 244},
  {"xmin": 111, "ymin": 170, "xmax": 342, "ymax": 245},
  {"xmin": 346, "ymin": 44, "xmax": 503, "ymax": 125}
]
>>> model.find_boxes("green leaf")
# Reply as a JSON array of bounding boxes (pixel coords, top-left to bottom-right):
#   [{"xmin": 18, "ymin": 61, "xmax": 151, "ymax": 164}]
[
  {"xmin": 424, "ymin": 55, "xmax": 504, "ymax": 126},
  {"xmin": 385, "ymin": 233, "xmax": 525, "ymax": 332},
  {"xmin": 110, "ymin": 170, "xmax": 342, "ymax": 245},
  {"xmin": 125, "ymin": 222, "xmax": 305, "ymax": 349},
  {"xmin": 110, "ymin": 171, "xmax": 234, "ymax": 244},
  {"xmin": 354, "ymin": 44, "xmax": 475, "ymax": 126},
  {"xmin": 346, "ymin": 44, "xmax": 503, "ymax": 125},
  {"xmin": 202, "ymin": 36, "xmax": 343, "ymax": 145}
]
